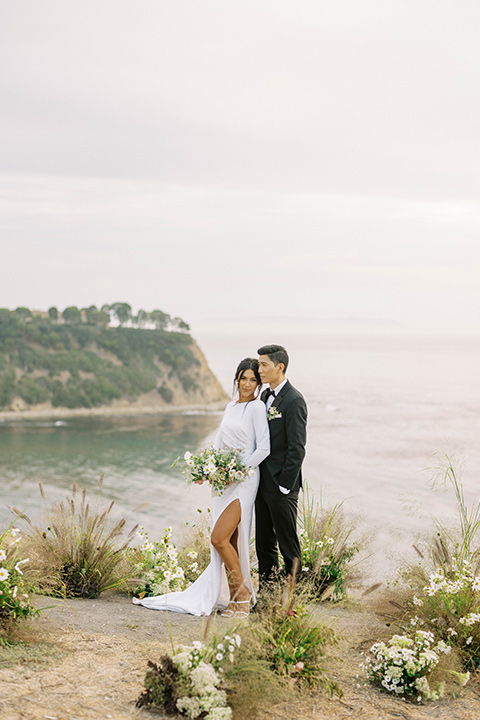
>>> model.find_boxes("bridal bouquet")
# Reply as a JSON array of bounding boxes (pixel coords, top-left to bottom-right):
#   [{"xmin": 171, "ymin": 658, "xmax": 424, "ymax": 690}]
[{"xmin": 173, "ymin": 447, "xmax": 252, "ymax": 495}]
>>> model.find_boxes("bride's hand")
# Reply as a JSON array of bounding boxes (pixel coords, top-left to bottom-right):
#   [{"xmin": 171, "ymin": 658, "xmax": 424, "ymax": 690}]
[{"xmin": 194, "ymin": 478, "xmax": 205, "ymax": 485}]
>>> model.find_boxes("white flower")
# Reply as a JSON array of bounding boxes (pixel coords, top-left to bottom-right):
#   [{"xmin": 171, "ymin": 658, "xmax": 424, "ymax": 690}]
[
  {"xmin": 14, "ymin": 558, "xmax": 29, "ymax": 575},
  {"xmin": 12, "ymin": 585, "xmax": 17, "ymax": 598},
  {"xmin": 472, "ymin": 577, "xmax": 480, "ymax": 591},
  {"xmin": 0, "ymin": 568, "xmax": 9, "ymax": 581},
  {"xmin": 216, "ymin": 652, "xmax": 223, "ymax": 661},
  {"xmin": 187, "ymin": 550, "xmax": 198, "ymax": 559},
  {"xmin": 0, "ymin": 549, "xmax": 6, "ymax": 562},
  {"xmin": 176, "ymin": 695, "xmax": 201, "ymax": 719},
  {"xmin": 142, "ymin": 541, "xmax": 154, "ymax": 552},
  {"xmin": 184, "ymin": 451, "xmax": 192, "ymax": 461},
  {"xmin": 189, "ymin": 562, "xmax": 199, "ymax": 573},
  {"xmin": 326, "ymin": 537, "xmax": 334, "ymax": 545},
  {"xmin": 466, "ymin": 636, "xmax": 473, "ymax": 645},
  {"xmin": 205, "ymin": 461, "xmax": 217, "ymax": 474},
  {"xmin": 192, "ymin": 640, "xmax": 203, "ymax": 650}
]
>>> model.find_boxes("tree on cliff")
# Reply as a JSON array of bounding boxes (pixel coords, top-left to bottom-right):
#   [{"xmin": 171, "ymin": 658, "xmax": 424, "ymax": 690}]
[
  {"xmin": 63, "ymin": 306, "xmax": 82, "ymax": 324},
  {"xmin": 110, "ymin": 302, "xmax": 132, "ymax": 326},
  {"xmin": 15, "ymin": 307, "xmax": 33, "ymax": 322},
  {"xmin": 48, "ymin": 306, "xmax": 59, "ymax": 323},
  {"xmin": 150, "ymin": 309, "xmax": 171, "ymax": 330}
]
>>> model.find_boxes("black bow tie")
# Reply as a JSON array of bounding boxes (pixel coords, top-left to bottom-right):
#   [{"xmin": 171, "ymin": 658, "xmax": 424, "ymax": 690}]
[{"xmin": 264, "ymin": 388, "xmax": 275, "ymax": 402}]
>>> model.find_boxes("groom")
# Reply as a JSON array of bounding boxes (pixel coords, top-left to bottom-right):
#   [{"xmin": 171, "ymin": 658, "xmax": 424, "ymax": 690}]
[{"xmin": 255, "ymin": 344, "xmax": 307, "ymax": 585}]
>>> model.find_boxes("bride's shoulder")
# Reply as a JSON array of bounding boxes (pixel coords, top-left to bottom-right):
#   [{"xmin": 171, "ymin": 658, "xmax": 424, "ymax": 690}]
[{"xmin": 249, "ymin": 398, "xmax": 266, "ymax": 414}]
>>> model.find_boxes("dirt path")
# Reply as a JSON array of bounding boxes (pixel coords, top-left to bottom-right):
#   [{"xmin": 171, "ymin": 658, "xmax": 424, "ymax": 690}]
[{"xmin": 1, "ymin": 594, "xmax": 479, "ymax": 720}]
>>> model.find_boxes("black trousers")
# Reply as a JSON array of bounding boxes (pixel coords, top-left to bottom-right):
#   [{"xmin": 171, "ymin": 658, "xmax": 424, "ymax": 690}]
[{"xmin": 255, "ymin": 483, "xmax": 302, "ymax": 583}]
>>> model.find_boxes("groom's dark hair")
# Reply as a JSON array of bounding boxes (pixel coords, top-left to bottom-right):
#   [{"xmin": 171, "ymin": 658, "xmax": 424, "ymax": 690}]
[{"xmin": 257, "ymin": 344, "xmax": 289, "ymax": 372}]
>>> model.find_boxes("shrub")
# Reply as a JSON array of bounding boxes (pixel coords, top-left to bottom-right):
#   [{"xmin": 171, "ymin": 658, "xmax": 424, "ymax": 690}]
[
  {"xmin": 362, "ymin": 630, "xmax": 456, "ymax": 702},
  {"xmin": 136, "ymin": 632, "xmax": 243, "ymax": 718},
  {"xmin": 0, "ymin": 525, "xmax": 38, "ymax": 628},
  {"xmin": 395, "ymin": 457, "xmax": 480, "ymax": 670},
  {"xmin": 252, "ymin": 575, "xmax": 341, "ymax": 695},
  {"xmin": 297, "ymin": 484, "xmax": 360, "ymax": 600},
  {"xmin": 15, "ymin": 479, "xmax": 139, "ymax": 598},
  {"xmin": 131, "ymin": 527, "xmax": 192, "ymax": 597}
]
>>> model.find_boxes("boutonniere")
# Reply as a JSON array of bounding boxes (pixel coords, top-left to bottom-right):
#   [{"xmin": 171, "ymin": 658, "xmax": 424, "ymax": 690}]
[{"xmin": 267, "ymin": 406, "xmax": 282, "ymax": 421}]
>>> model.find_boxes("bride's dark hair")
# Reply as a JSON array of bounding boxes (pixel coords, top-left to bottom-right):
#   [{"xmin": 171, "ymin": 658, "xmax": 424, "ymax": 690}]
[{"xmin": 233, "ymin": 358, "xmax": 261, "ymax": 398}]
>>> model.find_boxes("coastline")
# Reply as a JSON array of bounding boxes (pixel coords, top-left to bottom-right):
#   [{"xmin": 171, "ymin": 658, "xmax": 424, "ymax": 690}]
[{"xmin": 0, "ymin": 400, "xmax": 227, "ymax": 422}]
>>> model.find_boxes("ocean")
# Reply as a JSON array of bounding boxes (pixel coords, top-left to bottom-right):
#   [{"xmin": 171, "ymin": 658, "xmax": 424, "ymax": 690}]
[{"xmin": 1, "ymin": 327, "xmax": 479, "ymax": 582}]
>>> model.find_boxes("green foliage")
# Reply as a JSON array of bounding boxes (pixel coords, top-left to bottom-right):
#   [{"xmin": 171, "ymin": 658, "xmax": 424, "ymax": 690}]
[
  {"xmin": 252, "ymin": 578, "xmax": 341, "ymax": 695},
  {"xmin": 0, "ymin": 366, "xmax": 15, "ymax": 407},
  {"xmin": 14, "ymin": 307, "xmax": 33, "ymax": 322},
  {"xmin": 158, "ymin": 383, "xmax": 174, "ymax": 402},
  {"xmin": 110, "ymin": 302, "xmax": 132, "ymax": 326},
  {"xmin": 16, "ymin": 375, "xmax": 49, "ymax": 405},
  {"xmin": 137, "ymin": 636, "xmax": 239, "ymax": 718},
  {"xmin": 393, "ymin": 456, "xmax": 480, "ymax": 671},
  {"xmin": 15, "ymin": 480, "xmax": 140, "ymax": 598},
  {"xmin": 62, "ymin": 306, "xmax": 82, "ymax": 324},
  {"xmin": 297, "ymin": 484, "xmax": 360, "ymax": 600},
  {"xmin": 0, "ymin": 307, "xmax": 198, "ymax": 409},
  {"xmin": 0, "ymin": 524, "xmax": 39, "ymax": 627},
  {"xmin": 363, "ymin": 631, "xmax": 455, "ymax": 702}
]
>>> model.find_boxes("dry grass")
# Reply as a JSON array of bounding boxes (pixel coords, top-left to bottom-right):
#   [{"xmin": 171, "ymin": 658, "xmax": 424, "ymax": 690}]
[{"xmin": 14, "ymin": 478, "xmax": 141, "ymax": 598}]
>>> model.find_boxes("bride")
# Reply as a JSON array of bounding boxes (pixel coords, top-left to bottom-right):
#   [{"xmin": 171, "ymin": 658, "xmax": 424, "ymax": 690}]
[{"xmin": 133, "ymin": 358, "xmax": 270, "ymax": 617}]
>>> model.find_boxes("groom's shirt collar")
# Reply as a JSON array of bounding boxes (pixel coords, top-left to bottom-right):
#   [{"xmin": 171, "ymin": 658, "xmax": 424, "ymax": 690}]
[
  {"xmin": 270, "ymin": 378, "xmax": 287, "ymax": 396},
  {"xmin": 266, "ymin": 378, "xmax": 287, "ymax": 408}
]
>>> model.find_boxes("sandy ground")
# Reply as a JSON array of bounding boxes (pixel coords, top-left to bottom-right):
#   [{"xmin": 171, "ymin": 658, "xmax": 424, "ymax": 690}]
[{"xmin": 1, "ymin": 593, "xmax": 479, "ymax": 720}]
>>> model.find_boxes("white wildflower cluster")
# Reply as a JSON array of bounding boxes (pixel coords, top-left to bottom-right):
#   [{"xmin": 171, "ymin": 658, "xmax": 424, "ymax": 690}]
[
  {"xmin": 418, "ymin": 560, "xmax": 480, "ymax": 653},
  {"xmin": 459, "ymin": 613, "xmax": 480, "ymax": 626},
  {"xmin": 211, "ymin": 633, "xmax": 242, "ymax": 668},
  {"xmin": 0, "ymin": 529, "xmax": 33, "ymax": 621},
  {"xmin": 171, "ymin": 639, "xmax": 236, "ymax": 720},
  {"xmin": 362, "ymin": 630, "xmax": 451, "ymax": 702},
  {"xmin": 135, "ymin": 527, "xmax": 186, "ymax": 595},
  {"xmin": 423, "ymin": 561, "xmax": 480, "ymax": 598}
]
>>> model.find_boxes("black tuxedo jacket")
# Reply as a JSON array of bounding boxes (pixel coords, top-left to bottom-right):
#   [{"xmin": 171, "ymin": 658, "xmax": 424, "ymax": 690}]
[{"xmin": 259, "ymin": 379, "xmax": 307, "ymax": 493}]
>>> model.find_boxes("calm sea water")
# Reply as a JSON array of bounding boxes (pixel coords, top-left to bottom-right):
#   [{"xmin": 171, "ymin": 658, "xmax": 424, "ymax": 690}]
[{"xmin": 1, "ymin": 329, "xmax": 479, "ymax": 581}]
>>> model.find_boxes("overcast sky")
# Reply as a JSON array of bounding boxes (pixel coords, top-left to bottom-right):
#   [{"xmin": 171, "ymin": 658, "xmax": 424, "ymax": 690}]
[{"xmin": 1, "ymin": 0, "xmax": 479, "ymax": 337}]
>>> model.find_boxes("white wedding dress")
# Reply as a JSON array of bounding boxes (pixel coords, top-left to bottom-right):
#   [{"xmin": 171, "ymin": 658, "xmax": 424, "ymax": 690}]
[{"xmin": 132, "ymin": 399, "xmax": 270, "ymax": 616}]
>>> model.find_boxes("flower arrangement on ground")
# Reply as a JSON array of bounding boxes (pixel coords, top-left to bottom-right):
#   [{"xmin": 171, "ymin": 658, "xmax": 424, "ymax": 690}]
[
  {"xmin": 252, "ymin": 574, "xmax": 342, "ymax": 696},
  {"xmin": 362, "ymin": 630, "xmax": 461, "ymax": 702},
  {"xmin": 0, "ymin": 525, "xmax": 37, "ymax": 625},
  {"xmin": 136, "ymin": 632, "xmax": 242, "ymax": 719},
  {"xmin": 297, "ymin": 484, "xmax": 360, "ymax": 600},
  {"xmin": 131, "ymin": 526, "xmax": 201, "ymax": 597},
  {"xmin": 173, "ymin": 447, "xmax": 252, "ymax": 495},
  {"xmin": 402, "ymin": 555, "xmax": 480, "ymax": 671},
  {"xmin": 395, "ymin": 457, "xmax": 480, "ymax": 671}
]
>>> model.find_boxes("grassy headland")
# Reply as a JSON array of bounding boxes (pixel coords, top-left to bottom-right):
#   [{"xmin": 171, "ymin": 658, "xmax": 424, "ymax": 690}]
[{"xmin": 0, "ymin": 305, "xmax": 226, "ymax": 412}]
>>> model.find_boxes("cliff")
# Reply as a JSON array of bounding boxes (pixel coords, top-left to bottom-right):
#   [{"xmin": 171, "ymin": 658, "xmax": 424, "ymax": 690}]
[{"xmin": 0, "ymin": 310, "xmax": 227, "ymax": 413}]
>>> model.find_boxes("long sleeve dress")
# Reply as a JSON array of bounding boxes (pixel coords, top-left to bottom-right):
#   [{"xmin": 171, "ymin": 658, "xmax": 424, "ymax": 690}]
[{"xmin": 132, "ymin": 398, "xmax": 270, "ymax": 616}]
